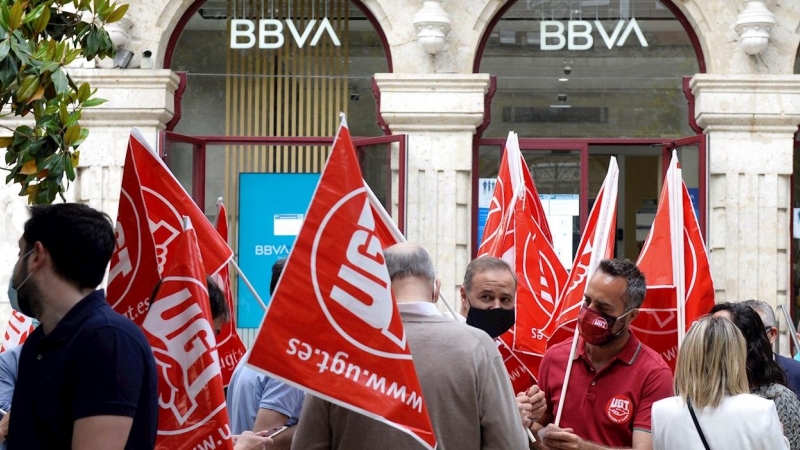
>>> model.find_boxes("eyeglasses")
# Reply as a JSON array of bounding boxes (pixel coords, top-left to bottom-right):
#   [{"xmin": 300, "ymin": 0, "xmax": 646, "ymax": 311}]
[{"xmin": 765, "ymin": 326, "xmax": 776, "ymax": 334}]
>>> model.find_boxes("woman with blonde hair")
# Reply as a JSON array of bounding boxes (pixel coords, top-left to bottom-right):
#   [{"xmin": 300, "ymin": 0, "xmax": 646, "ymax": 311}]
[{"xmin": 651, "ymin": 316, "xmax": 788, "ymax": 450}]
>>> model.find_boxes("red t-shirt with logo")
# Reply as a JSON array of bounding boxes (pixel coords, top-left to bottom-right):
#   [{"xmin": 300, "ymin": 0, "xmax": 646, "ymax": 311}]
[{"xmin": 539, "ymin": 332, "xmax": 673, "ymax": 447}]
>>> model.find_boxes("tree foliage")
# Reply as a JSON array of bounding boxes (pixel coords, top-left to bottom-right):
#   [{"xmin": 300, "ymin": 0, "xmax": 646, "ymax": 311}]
[{"xmin": 0, "ymin": 0, "xmax": 128, "ymax": 204}]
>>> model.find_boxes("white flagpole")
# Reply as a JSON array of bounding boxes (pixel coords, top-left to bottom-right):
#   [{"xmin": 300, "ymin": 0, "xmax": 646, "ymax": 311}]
[
  {"xmin": 554, "ymin": 157, "xmax": 619, "ymax": 427},
  {"xmin": 669, "ymin": 151, "xmax": 687, "ymax": 347},
  {"xmin": 230, "ymin": 259, "xmax": 268, "ymax": 311}
]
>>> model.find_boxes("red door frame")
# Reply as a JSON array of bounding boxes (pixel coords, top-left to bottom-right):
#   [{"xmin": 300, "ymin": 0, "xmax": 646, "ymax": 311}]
[
  {"xmin": 662, "ymin": 134, "xmax": 708, "ymax": 237},
  {"xmin": 160, "ymin": 131, "xmax": 408, "ymax": 234},
  {"xmin": 473, "ymin": 137, "xmax": 706, "ymax": 256}
]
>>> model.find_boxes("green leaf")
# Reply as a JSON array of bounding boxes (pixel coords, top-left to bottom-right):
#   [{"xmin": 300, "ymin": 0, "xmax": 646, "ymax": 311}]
[
  {"xmin": 0, "ymin": 40, "xmax": 9, "ymax": 61},
  {"xmin": 81, "ymin": 97, "xmax": 105, "ymax": 108},
  {"xmin": 8, "ymin": 1, "xmax": 23, "ymax": 31},
  {"xmin": 64, "ymin": 124, "xmax": 80, "ymax": 147},
  {"xmin": 72, "ymin": 127, "xmax": 88, "ymax": 147},
  {"xmin": 51, "ymin": 69, "xmax": 67, "ymax": 94},
  {"xmin": 104, "ymin": 3, "xmax": 128, "ymax": 24},
  {"xmin": 33, "ymin": 6, "xmax": 50, "ymax": 34},
  {"xmin": 59, "ymin": 102, "xmax": 68, "ymax": 125},
  {"xmin": 77, "ymin": 82, "xmax": 90, "ymax": 102},
  {"xmin": 17, "ymin": 75, "xmax": 40, "ymax": 102},
  {"xmin": 22, "ymin": 5, "xmax": 47, "ymax": 26}
]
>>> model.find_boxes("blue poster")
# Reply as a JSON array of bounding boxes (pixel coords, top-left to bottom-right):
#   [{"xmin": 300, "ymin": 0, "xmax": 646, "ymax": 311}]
[
  {"xmin": 237, "ymin": 173, "xmax": 320, "ymax": 328},
  {"xmin": 687, "ymin": 187, "xmax": 701, "ymax": 224}
]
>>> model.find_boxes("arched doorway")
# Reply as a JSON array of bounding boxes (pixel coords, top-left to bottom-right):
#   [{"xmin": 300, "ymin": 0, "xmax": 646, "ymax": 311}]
[
  {"xmin": 160, "ymin": 0, "xmax": 398, "ymax": 342},
  {"xmin": 473, "ymin": 0, "xmax": 705, "ymax": 262}
]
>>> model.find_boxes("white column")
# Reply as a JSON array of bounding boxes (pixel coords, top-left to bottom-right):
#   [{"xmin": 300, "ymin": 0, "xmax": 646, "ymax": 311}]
[
  {"xmin": 375, "ymin": 73, "xmax": 490, "ymax": 308},
  {"xmin": 0, "ymin": 69, "xmax": 180, "ymax": 330},
  {"xmin": 692, "ymin": 74, "xmax": 800, "ymax": 353}
]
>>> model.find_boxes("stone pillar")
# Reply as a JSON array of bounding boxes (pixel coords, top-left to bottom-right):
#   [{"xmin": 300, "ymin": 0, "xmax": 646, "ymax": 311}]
[
  {"xmin": 0, "ymin": 69, "xmax": 180, "ymax": 330},
  {"xmin": 375, "ymin": 73, "xmax": 490, "ymax": 308},
  {"xmin": 692, "ymin": 74, "xmax": 800, "ymax": 353}
]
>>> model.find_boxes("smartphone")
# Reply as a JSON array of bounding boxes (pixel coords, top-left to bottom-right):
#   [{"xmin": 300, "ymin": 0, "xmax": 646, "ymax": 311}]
[{"xmin": 267, "ymin": 426, "xmax": 289, "ymax": 438}]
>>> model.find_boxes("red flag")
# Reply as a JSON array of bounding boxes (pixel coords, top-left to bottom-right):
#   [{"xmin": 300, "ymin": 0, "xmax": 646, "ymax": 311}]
[
  {"xmin": 212, "ymin": 200, "xmax": 246, "ymax": 386},
  {"xmin": 545, "ymin": 158, "xmax": 619, "ymax": 347},
  {"xmin": 508, "ymin": 196, "xmax": 568, "ymax": 376},
  {"xmin": 477, "ymin": 132, "xmax": 567, "ymax": 378},
  {"xmin": 479, "ymin": 132, "xmax": 553, "ymax": 258},
  {"xmin": 129, "ymin": 129, "xmax": 233, "ymax": 277},
  {"xmin": 633, "ymin": 152, "xmax": 714, "ymax": 370},
  {"xmin": 247, "ymin": 119, "xmax": 436, "ymax": 449},
  {"xmin": 108, "ymin": 134, "xmax": 161, "ymax": 326},
  {"xmin": 364, "ymin": 181, "xmax": 405, "ymax": 247},
  {"xmin": 0, "ymin": 311, "xmax": 35, "ymax": 352},
  {"xmin": 496, "ymin": 335, "xmax": 537, "ymax": 394},
  {"xmin": 142, "ymin": 221, "xmax": 233, "ymax": 450}
]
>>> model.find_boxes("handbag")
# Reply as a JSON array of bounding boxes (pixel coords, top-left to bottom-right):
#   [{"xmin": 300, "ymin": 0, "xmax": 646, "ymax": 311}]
[{"xmin": 687, "ymin": 398, "xmax": 712, "ymax": 450}]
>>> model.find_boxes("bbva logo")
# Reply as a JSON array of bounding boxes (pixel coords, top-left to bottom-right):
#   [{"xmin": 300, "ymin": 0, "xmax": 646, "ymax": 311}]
[
  {"xmin": 540, "ymin": 19, "xmax": 648, "ymax": 51},
  {"xmin": 230, "ymin": 18, "xmax": 341, "ymax": 49}
]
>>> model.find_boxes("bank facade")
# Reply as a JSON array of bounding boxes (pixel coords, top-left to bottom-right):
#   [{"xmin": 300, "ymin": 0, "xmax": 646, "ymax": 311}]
[{"xmin": 1, "ymin": 0, "xmax": 799, "ymax": 350}]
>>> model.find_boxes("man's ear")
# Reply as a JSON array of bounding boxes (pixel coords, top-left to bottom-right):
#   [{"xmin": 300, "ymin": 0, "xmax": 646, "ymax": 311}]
[
  {"xmin": 28, "ymin": 241, "xmax": 48, "ymax": 272},
  {"xmin": 628, "ymin": 308, "xmax": 640, "ymax": 323},
  {"xmin": 432, "ymin": 279, "xmax": 441, "ymax": 302}
]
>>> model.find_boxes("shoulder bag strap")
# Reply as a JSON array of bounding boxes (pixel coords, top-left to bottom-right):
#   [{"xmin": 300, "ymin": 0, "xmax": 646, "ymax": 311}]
[{"xmin": 687, "ymin": 398, "xmax": 712, "ymax": 450}]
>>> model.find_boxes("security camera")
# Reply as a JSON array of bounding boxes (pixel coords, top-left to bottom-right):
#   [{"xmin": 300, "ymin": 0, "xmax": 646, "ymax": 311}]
[
  {"xmin": 558, "ymin": 94, "xmax": 568, "ymax": 102},
  {"xmin": 563, "ymin": 65, "xmax": 572, "ymax": 75}
]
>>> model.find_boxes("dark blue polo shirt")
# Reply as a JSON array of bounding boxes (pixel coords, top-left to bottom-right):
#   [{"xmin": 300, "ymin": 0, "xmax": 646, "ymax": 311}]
[{"xmin": 7, "ymin": 290, "xmax": 157, "ymax": 449}]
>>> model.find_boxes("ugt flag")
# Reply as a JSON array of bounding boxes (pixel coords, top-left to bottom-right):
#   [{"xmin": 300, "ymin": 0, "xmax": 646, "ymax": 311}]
[
  {"xmin": 545, "ymin": 158, "xmax": 619, "ymax": 347},
  {"xmin": 212, "ymin": 199, "xmax": 246, "ymax": 386},
  {"xmin": 108, "ymin": 132, "xmax": 160, "ymax": 327},
  {"xmin": 142, "ymin": 218, "xmax": 233, "ymax": 450},
  {"xmin": 633, "ymin": 151, "xmax": 714, "ymax": 370},
  {"xmin": 477, "ymin": 131, "xmax": 567, "ymax": 378},
  {"xmin": 0, "ymin": 311, "xmax": 35, "ymax": 352},
  {"xmin": 131, "ymin": 129, "xmax": 232, "ymax": 277},
  {"xmin": 247, "ymin": 116, "xmax": 437, "ymax": 449}
]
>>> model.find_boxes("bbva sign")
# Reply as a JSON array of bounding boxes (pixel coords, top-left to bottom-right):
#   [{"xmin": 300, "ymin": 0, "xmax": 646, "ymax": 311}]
[
  {"xmin": 230, "ymin": 18, "xmax": 341, "ymax": 49},
  {"xmin": 540, "ymin": 18, "xmax": 648, "ymax": 50}
]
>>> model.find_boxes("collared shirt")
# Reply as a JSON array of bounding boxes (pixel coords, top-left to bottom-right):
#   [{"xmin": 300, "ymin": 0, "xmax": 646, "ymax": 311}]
[
  {"xmin": 539, "ymin": 331, "xmax": 673, "ymax": 447},
  {"xmin": 226, "ymin": 351, "xmax": 305, "ymax": 434},
  {"xmin": 397, "ymin": 301, "xmax": 441, "ymax": 317},
  {"xmin": 7, "ymin": 290, "xmax": 157, "ymax": 450}
]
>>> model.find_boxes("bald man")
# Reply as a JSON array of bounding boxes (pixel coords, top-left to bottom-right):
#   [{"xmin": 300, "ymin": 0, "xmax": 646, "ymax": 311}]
[{"xmin": 292, "ymin": 243, "xmax": 526, "ymax": 449}]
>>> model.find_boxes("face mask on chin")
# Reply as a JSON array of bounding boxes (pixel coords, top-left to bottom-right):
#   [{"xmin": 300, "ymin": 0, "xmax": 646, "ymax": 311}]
[
  {"xmin": 577, "ymin": 306, "xmax": 633, "ymax": 347},
  {"xmin": 7, "ymin": 249, "xmax": 37, "ymax": 319},
  {"xmin": 465, "ymin": 303, "xmax": 516, "ymax": 339}
]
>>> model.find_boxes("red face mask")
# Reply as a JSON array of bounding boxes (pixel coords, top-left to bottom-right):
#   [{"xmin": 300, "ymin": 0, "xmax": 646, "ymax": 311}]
[{"xmin": 578, "ymin": 306, "xmax": 633, "ymax": 347}]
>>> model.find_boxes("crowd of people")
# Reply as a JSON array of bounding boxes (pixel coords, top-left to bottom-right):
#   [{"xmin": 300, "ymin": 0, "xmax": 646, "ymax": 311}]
[{"xmin": 2, "ymin": 202, "xmax": 800, "ymax": 450}]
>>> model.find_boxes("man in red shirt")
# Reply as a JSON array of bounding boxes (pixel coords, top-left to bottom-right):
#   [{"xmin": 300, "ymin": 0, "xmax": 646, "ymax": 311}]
[{"xmin": 533, "ymin": 259, "xmax": 673, "ymax": 450}]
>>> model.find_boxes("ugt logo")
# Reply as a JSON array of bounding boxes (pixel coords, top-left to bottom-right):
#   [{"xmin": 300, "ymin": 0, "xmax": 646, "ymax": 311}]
[
  {"xmin": 143, "ymin": 280, "xmax": 222, "ymax": 428},
  {"xmin": 311, "ymin": 188, "xmax": 407, "ymax": 358}
]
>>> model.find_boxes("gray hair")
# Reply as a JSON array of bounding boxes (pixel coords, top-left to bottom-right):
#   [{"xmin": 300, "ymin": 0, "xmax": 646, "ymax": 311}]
[
  {"xmin": 384, "ymin": 245, "xmax": 436, "ymax": 282},
  {"xmin": 596, "ymin": 259, "xmax": 647, "ymax": 310},
  {"xmin": 462, "ymin": 256, "xmax": 517, "ymax": 292},
  {"xmin": 742, "ymin": 299, "xmax": 777, "ymax": 328}
]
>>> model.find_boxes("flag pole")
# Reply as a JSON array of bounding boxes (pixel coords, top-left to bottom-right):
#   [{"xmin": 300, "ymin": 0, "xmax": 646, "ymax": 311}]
[
  {"xmin": 554, "ymin": 325, "xmax": 580, "ymax": 426},
  {"xmin": 670, "ymin": 151, "xmax": 687, "ymax": 347},
  {"xmin": 230, "ymin": 259, "xmax": 268, "ymax": 311}
]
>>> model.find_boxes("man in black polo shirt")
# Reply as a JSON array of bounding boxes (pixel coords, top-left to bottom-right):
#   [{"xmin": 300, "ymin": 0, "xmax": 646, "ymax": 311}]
[{"xmin": 5, "ymin": 203, "xmax": 157, "ymax": 449}]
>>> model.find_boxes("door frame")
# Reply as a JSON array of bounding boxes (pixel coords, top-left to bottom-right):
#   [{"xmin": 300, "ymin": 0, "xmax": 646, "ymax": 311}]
[
  {"xmin": 473, "ymin": 136, "xmax": 708, "ymax": 258},
  {"xmin": 160, "ymin": 131, "xmax": 408, "ymax": 234}
]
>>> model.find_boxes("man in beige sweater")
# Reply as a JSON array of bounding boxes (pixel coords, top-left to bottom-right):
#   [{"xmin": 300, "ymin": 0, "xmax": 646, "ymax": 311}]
[{"xmin": 291, "ymin": 243, "xmax": 527, "ymax": 449}]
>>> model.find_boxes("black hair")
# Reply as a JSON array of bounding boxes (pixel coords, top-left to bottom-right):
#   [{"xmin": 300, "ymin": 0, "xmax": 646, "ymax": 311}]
[
  {"xmin": 709, "ymin": 302, "xmax": 786, "ymax": 389},
  {"xmin": 23, "ymin": 203, "xmax": 115, "ymax": 290},
  {"xmin": 270, "ymin": 258, "xmax": 286, "ymax": 295},
  {"xmin": 149, "ymin": 276, "xmax": 230, "ymax": 322},
  {"xmin": 597, "ymin": 259, "xmax": 647, "ymax": 310},
  {"xmin": 206, "ymin": 276, "xmax": 230, "ymax": 322}
]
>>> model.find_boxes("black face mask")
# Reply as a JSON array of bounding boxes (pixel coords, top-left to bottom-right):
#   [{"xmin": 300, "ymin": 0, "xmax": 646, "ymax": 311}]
[{"xmin": 466, "ymin": 306, "xmax": 515, "ymax": 339}]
